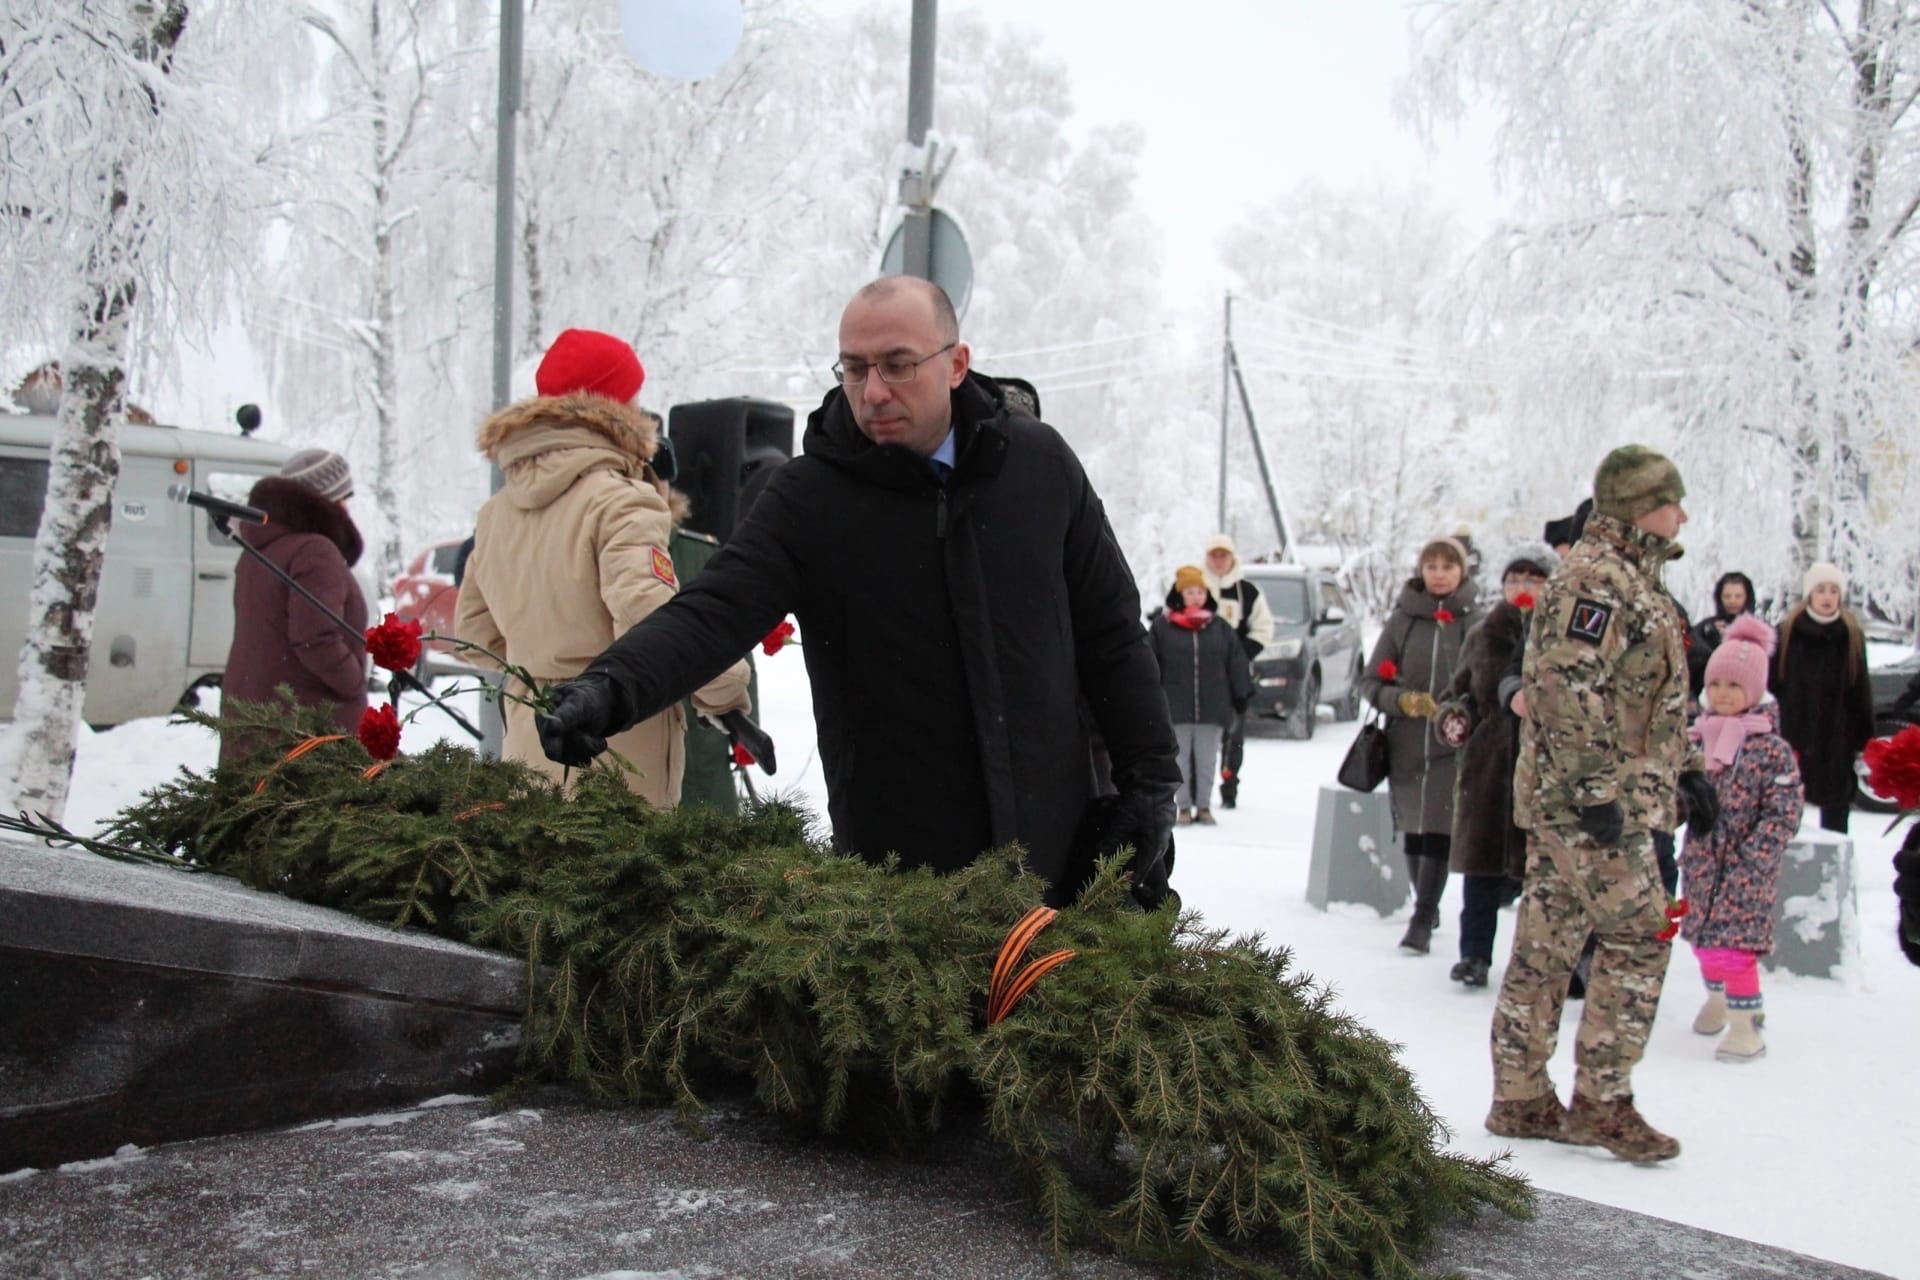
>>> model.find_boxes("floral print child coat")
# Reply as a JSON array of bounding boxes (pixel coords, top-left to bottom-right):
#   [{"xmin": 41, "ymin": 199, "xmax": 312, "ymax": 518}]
[{"xmin": 1679, "ymin": 718, "xmax": 1803, "ymax": 954}]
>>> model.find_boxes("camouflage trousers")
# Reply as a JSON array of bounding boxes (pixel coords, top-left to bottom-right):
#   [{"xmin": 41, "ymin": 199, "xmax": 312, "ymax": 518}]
[{"xmin": 1490, "ymin": 823, "xmax": 1672, "ymax": 1104}]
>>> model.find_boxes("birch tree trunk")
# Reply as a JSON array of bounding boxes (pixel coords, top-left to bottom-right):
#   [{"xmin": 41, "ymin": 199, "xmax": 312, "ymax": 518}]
[{"xmin": 6, "ymin": 4, "xmax": 187, "ymax": 822}]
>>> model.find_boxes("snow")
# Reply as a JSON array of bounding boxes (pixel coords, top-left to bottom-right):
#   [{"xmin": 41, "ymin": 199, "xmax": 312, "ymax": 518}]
[{"xmin": 50, "ymin": 648, "xmax": 1920, "ymax": 1279}]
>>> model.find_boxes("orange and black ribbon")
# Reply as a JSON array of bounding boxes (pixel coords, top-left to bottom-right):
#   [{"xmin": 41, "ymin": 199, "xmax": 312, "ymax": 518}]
[
  {"xmin": 251, "ymin": 734, "xmax": 346, "ymax": 794},
  {"xmin": 986, "ymin": 905, "xmax": 1078, "ymax": 1025}
]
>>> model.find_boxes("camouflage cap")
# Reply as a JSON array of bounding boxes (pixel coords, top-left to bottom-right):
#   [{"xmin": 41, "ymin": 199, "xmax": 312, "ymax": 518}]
[{"xmin": 1592, "ymin": 445, "xmax": 1684, "ymax": 522}]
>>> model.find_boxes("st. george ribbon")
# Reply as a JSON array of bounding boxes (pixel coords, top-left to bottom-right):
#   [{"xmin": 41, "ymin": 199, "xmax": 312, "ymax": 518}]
[{"xmin": 166, "ymin": 483, "xmax": 267, "ymax": 525}]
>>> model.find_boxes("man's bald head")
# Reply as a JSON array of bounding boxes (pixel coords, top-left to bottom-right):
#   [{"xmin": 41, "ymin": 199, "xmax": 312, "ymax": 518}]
[{"xmin": 851, "ymin": 276, "xmax": 960, "ymax": 345}]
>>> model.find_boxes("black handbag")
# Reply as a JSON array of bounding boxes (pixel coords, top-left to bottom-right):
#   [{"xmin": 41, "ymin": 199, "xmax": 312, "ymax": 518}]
[{"xmin": 1337, "ymin": 709, "xmax": 1391, "ymax": 792}]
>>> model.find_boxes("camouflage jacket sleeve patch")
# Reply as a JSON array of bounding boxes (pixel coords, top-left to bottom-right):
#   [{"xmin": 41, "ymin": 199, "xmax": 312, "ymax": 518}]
[{"xmin": 1566, "ymin": 598, "xmax": 1613, "ymax": 645}]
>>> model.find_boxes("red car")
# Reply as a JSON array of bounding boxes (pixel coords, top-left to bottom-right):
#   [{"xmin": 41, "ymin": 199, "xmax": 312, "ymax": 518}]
[{"xmin": 391, "ymin": 538, "xmax": 466, "ymax": 655}]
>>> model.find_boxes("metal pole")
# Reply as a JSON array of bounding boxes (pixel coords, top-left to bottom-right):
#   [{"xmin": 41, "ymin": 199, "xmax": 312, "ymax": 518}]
[
  {"xmin": 480, "ymin": 0, "xmax": 523, "ymax": 759},
  {"xmin": 1226, "ymin": 341, "xmax": 1290, "ymax": 561},
  {"xmin": 491, "ymin": 0, "xmax": 522, "ymax": 415},
  {"xmin": 1217, "ymin": 291, "xmax": 1231, "ymax": 531},
  {"xmin": 901, "ymin": 0, "xmax": 937, "ymax": 279}
]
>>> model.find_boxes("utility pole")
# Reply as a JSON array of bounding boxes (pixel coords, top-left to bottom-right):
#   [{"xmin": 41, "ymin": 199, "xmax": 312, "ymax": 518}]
[
  {"xmin": 900, "ymin": 0, "xmax": 937, "ymax": 279},
  {"xmin": 1224, "ymin": 340, "xmax": 1290, "ymax": 562},
  {"xmin": 1217, "ymin": 291, "xmax": 1232, "ymax": 531}
]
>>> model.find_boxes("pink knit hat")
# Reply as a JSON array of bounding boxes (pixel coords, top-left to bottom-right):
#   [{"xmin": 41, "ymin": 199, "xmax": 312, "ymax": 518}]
[{"xmin": 1703, "ymin": 614, "xmax": 1776, "ymax": 710}]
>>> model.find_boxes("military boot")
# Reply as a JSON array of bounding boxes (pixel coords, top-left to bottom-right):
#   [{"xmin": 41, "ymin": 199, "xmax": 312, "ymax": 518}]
[
  {"xmin": 1560, "ymin": 1094, "xmax": 1680, "ymax": 1163},
  {"xmin": 1716, "ymin": 1008, "xmax": 1766, "ymax": 1063},
  {"xmin": 1485, "ymin": 1092, "xmax": 1573, "ymax": 1141},
  {"xmin": 1691, "ymin": 985, "xmax": 1727, "ymax": 1035}
]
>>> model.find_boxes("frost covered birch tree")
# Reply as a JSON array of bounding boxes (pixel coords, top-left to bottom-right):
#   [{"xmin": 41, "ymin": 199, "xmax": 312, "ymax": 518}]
[
  {"xmin": 254, "ymin": 0, "xmax": 478, "ymax": 588},
  {"xmin": 0, "ymin": 1, "xmax": 248, "ymax": 820},
  {"xmin": 1411, "ymin": 0, "xmax": 1920, "ymax": 623}
]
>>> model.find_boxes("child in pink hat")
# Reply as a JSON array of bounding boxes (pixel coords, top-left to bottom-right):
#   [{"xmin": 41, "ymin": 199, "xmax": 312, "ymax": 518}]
[{"xmin": 1678, "ymin": 615, "xmax": 1803, "ymax": 1063}]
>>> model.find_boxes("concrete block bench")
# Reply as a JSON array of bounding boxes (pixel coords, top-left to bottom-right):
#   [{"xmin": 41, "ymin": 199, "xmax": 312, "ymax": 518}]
[
  {"xmin": 1306, "ymin": 784, "xmax": 1408, "ymax": 916},
  {"xmin": 1765, "ymin": 829, "xmax": 1858, "ymax": 979}
]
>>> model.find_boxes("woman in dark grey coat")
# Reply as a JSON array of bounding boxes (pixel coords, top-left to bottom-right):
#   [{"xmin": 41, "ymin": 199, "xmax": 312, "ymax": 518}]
[{"xmin": 1355, "ymin": 536, "xmax": 1481, "ymax": 954}]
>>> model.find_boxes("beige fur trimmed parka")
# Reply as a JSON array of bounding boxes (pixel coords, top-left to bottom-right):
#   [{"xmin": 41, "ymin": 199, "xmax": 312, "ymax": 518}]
[{"xmin": 454, "ymin": 393, "xmax": 751, "ymax": 806}]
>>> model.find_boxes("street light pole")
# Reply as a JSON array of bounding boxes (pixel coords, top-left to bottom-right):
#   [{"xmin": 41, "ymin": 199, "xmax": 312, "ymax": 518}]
[
  {"xmin": 480, "ymin": 0, "xmax": 523, "ymax": 759},
  {"xmin": 900, "ymin": 0, "xmax": 937, "ymax": 279}
]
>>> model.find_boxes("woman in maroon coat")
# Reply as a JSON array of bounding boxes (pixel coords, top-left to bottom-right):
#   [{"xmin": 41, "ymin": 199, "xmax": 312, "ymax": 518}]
[{"xmin": 218, "ymin": 451, "xmax": 369, "ymax": 765}]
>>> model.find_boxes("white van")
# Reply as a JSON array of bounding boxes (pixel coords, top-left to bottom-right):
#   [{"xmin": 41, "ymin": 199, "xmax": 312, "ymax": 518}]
[{"xmin": 0, "ymin": 413, "xmax": 294, "ymax": 727}]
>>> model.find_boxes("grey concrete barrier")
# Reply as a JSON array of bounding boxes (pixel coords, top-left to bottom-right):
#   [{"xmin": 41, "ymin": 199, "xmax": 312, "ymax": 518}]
[{"xmin": 1306, "ymin": 784, "xmax": 1409, "ymax": 916}]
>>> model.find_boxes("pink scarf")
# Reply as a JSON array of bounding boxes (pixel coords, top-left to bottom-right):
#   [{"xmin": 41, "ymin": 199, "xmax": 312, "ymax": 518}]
[{"xmin": 1688, "ymin": 712, "xmax": 1775, "ymax": 773}]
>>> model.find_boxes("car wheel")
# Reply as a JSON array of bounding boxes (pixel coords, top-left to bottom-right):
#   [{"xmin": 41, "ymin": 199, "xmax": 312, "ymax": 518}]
[
  {"xmin": 1283, "ymin": 671, "xmax": 1320, "ymax": 740},
  {"xmin": 1856, "ymin": 714, "xmax": 1914, "ymax": 814},
  {"xmin": 1332, "ymin": 657, "xmax": 1363, "ymax": 722}
]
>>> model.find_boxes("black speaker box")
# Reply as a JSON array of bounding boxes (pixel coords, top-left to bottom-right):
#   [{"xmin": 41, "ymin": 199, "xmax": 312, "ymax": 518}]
[{"xmin": 667, "ymin": 398, "xmax": 794, "ymax": 543}]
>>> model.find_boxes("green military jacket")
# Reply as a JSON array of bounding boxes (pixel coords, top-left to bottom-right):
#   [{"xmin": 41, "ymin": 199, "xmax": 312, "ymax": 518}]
[
  {"xmin": 1514, "ymin": 512, "xmax": 1703, "ymax": 834},
  {"xmin": 671, "ymin": 526, "xmax": 756, "ymax": 813}
]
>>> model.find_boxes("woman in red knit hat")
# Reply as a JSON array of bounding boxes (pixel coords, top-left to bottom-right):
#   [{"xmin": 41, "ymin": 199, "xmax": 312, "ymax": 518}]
[{"xmin": 454, "ymin": 328, "xmax": 756, "ymax": 807}]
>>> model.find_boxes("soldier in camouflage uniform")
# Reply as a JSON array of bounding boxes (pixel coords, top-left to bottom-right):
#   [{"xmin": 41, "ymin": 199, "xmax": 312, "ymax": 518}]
[{"xmin": 1485, "ymin": 445, "xmax": 1718, "ymax": 1163}]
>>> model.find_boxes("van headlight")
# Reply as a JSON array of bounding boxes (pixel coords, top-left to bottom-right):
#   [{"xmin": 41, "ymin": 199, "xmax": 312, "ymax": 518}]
[{"xmin": 1263, "ymin": 638, "xmax": 1304, "ymax": 660}]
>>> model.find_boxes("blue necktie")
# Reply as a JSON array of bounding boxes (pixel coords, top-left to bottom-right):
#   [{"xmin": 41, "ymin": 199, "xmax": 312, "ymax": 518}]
[{"xmin": 929, "ymin": 459, "xmax": 952, "ymax": 486}]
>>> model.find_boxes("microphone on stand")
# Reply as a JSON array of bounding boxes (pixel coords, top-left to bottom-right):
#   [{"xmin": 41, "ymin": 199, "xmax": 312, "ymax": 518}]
[{"xmin": 166, "ymin": 483, "xmax": 268, "ymax": 526}]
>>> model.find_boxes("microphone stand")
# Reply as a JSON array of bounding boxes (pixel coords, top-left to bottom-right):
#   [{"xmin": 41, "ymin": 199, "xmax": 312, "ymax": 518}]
[{"xmin": 213, "ymin": 513, "xmax": 484, "ymax": 743}]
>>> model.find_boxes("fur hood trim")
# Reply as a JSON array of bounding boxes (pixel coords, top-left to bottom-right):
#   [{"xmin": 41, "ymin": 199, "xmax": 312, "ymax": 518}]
[
  {"xmin": 477, "ymin": 392, "xmax": 657, "ymax": 463},
  {"xmin": 243, "ymin": 477, "xmax": 365, "ymax": 567}
]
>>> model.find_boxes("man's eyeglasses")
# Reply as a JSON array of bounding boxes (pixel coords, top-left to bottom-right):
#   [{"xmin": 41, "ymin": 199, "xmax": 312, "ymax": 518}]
[{"xmin": 832, "ymin": 342, "xmax": 956, "ymax": 387}]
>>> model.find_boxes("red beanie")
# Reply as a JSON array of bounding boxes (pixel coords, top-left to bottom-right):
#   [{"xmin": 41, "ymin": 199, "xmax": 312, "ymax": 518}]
[{"xmin": 535, "ymin": 328, "xmax": 644, "ymax": 403}]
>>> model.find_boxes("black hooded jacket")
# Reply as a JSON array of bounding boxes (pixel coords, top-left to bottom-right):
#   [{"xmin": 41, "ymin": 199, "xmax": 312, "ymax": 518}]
[
  {"xmin": 1686, "ymin": 571, "xmax": 1759, "ymax": 696},
  {"xmin": 583, "ymin": 372, "xmax": 1181, "ymax": 888}
]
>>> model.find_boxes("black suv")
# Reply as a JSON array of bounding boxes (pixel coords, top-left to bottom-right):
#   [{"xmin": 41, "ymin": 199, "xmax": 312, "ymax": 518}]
[{"xmin": 1238, "ymin": 565, "xmax": 1365, "ymax": 740}]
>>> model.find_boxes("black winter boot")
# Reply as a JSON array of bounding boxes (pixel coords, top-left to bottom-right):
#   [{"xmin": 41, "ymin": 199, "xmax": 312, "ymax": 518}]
[{"xmin": 1398, "ymin": 855, "xmax": 1449, "ymax": 955}]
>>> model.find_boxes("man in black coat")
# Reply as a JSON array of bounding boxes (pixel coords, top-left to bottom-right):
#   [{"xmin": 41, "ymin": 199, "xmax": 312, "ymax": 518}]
[{"xmin": 535, "ymin": 277, "xmax": 1184, "ymax": 907}]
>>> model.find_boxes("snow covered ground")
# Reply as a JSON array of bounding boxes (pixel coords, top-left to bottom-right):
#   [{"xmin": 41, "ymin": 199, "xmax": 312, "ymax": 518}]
[{"xmin": 57, "ymin": 649, "xmax": 1919, "ymax": 1279}]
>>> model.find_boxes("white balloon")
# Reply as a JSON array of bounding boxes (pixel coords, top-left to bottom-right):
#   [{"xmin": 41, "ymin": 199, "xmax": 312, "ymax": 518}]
[{"xmin": 619, "ymin": 0, "xmax": 744, "ymax": 83}]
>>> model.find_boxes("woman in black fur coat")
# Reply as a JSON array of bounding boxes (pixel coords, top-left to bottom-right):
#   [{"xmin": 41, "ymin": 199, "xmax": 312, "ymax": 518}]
[
  {"xmin": 1769, "ymin": 562, "xmax": 1874, "ymax": 833},
  {"xmin": 1436, "ymin": 543, "xmax": 1557, "ymax": 987}
]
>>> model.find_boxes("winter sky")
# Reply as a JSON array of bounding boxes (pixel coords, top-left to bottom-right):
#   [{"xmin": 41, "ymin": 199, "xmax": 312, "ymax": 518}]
[{"xmin": 860, "ymin": 0, "xmax": 1504, "ymax": 285}]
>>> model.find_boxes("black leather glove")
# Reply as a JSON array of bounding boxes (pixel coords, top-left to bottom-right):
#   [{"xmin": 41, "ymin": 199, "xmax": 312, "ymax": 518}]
[
  {"xmin": 1677, "ymin": 770, "xmax": 1719, "ymax": 839},
  {"xmin": 1063, "ymin": 786, "xmax": 1178, "ymax": 910},
  {"xmin": 1231, "ymin": 698, "xmax": 1249, "ymax": 716},
  {"xmin": 719, "ymin": 709, "xmax": 777, "ymax": 776},
  {"xmin": 1577, "ymin": 799, "xmax": 1625, "ymax": 847},
  {"xmin": 1893, "ymin": 833, "xmax": 1920, "ymax": 968},
  {"xmin": 536, "ymin": 675, "xmax": 616, "ymax": 768}
]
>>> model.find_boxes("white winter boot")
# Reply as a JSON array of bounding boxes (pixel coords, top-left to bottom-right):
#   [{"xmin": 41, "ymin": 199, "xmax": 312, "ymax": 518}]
[
  {"xmin": 1716, "ymin": 1007, "xmax": 1766, "ymax": 1063},
  {"xmin": 1692, "ymin": 985, "xmax": 1727, "ymax": 1036}
]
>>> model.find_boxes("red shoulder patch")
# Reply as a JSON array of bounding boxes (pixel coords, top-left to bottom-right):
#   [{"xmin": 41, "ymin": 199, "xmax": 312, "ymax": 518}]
[{"xmin": 650, "ymin": 546, "xmax": 677, "ymax": 588}]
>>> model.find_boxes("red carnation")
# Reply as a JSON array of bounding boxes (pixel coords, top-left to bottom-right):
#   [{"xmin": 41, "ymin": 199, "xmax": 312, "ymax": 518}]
[
  {"xmin": 1434, "ymin": 608, "xmax": 1455, "ymax": 625},
  {"xmin": 1664, "ymin": 898, "xmax": 1690, "ymax": 921},
  {"xmin": 1513, "ymin": 592, "xmax": 1536, "ymax": 611},
  {"xmin": 365, "ymin": 613, "xmax": 424, "ymax": 673},
  {"xmin": 357, "ymin": 703, "xmax": 402, "ymax": 760},
  {"xmin": 761, "ymin": 619, "xmax": 797, "ymax": 656},
  {"xmin": 732, "ymin": 742, "xmax": 756, "ymax": 767},
  {"xmin": 1655, "ymin": 922, "xmax": 1679, "ymax": 942},
  {"xmin": 1863, "ymin": 725, "xmax": 1920, "ymax": 812},
  {"xmin": 1378, "ymin": 659, "xmax": 1399, "ymax": 681}
]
